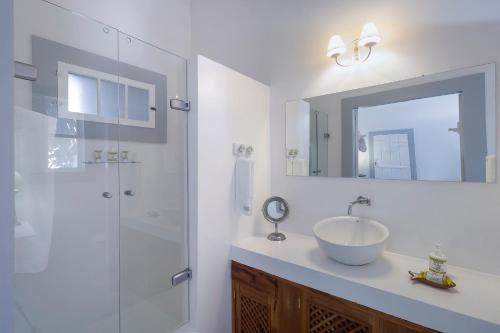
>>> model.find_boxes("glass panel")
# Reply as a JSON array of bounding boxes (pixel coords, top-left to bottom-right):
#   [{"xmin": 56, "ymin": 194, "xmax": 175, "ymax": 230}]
[
  {"xmin": 127, "ymin": 86, "xmax": 149, "ymax": 121},
  {"xmin": 101, "ymin": 80, "xmax": 126, "ymax": 118},
  {"xmin": 68, "ymin": 73, "xmax": 98, "ymax": 114},
  {"xmin": 14, "ymin": 1, "xmax": 120, "ymax": 332},
  {"xmin": 317, "ymin": 111, "xmax": 329, "ymax": 177},
  {"xmin": 14, "ymin": 2, "xmax": 188, "ymax": 333},
  {"xmin": 309, "ymin": 110, "xmax": 328, "ymax": 177},
  {"xmin": 118, "ymin": 33, "xmax": 189, "ymax": 333}
]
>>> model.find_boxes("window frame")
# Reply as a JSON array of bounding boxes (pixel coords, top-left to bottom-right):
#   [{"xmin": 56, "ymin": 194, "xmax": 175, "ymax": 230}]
[{"xmin": 57, "ymin": 61, "xmax": 156, "ymax": 128}]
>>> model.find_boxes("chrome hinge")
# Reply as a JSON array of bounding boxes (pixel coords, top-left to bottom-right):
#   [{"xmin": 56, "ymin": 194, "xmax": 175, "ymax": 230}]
[
  {"xmin": 172, "ymin": 268, "xmax": 192, "ymax": 286},
  {"xmin": 14, "ymin": 61, "xmax": 38, "ymax": 82},
  {"xmin": 170, "ymin": 98, "xmax": 190, "ymax": 112}
]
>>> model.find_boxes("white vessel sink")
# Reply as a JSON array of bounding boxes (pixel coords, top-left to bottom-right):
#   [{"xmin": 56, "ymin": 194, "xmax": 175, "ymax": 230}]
[{"xmin": 313, "ymin": 216, "xmax": 389, "ymax": 265}]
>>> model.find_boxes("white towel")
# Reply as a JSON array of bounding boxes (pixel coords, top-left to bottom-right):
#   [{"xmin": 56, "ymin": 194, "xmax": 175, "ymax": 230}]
[{"xmin": 235, "ymin": 158, "xmax": 254, "ymax": 216}]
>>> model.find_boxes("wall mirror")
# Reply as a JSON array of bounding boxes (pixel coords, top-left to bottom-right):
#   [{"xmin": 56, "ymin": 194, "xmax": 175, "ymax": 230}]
[{"xmin": 285, "ymin": 64, "xmax": 496, "ymax": 183}]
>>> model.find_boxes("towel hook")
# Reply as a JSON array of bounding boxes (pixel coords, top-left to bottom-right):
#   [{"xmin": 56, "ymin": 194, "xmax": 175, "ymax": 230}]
[{"xmin": 233, "ymin": 143, "xmax": 254, "ymax": 157}]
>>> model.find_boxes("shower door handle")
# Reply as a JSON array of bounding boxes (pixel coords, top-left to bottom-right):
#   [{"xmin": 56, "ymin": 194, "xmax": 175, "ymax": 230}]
[
  {"xmin": 124, "ymin": 190, "xmax": 135, "ymax": 197},
  {"xmin": 102, "ymin": 192, "xmax": 113, "ymax": 199}
]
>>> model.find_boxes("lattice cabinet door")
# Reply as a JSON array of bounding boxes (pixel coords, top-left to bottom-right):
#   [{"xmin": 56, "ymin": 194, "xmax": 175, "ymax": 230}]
[
  {"xmin": 305, "ymin": 291, "xmax": 376, "ymax": 333},
  {"xmin": 234, "ymin": 281, "xmax": 277, "ymax": 333}
]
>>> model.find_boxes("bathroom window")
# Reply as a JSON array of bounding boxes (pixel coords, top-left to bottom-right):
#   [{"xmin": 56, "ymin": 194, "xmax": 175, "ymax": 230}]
[{"xmin": 58, "ymin": 62, "xmax": 156, "ymax": 128}]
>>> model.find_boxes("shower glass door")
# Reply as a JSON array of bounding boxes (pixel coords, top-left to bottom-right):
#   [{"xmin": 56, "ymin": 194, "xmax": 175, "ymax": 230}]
[
  {"xmin": 117, "ymin": 34, "xmax": 189, "ymax": 333},
  {"xmin": 13, "ymin": 1, "xmax": 189, "ymax": 332},
  {"xmin": 14, "ymin": 1, "xmax": 121, "ymax": 332}
]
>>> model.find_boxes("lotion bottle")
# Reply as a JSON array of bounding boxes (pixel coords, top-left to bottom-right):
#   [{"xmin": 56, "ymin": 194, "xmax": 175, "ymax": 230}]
[{"xmin": 429, "ymin": 243, "xmax": 447, "ymax": 275}]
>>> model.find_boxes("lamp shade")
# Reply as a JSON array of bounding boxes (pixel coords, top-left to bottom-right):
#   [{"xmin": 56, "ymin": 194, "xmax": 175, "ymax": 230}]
[
  {"xmin": 358, "ymin": 22, "xmax": 381, "ymax": 47},
  {"xmin": 326, "ymin": 35, "xmax": 347, "ymax": 58}
]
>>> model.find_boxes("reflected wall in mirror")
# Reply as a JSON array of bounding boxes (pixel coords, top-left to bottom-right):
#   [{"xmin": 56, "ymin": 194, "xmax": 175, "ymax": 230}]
[{"xmin": 285, "ymin": 64, "xmax": 496, "ymax": 183}]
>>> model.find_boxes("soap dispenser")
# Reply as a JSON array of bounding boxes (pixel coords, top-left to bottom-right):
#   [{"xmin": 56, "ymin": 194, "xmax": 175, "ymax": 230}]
[{"xmin": 429, "ymin": 243, "xmax": 447, "ymax": 275}]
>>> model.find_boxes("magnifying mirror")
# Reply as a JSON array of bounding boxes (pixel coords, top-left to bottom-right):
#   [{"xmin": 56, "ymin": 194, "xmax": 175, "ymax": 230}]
[{"xmin": 262, "ymin": 196, "xmax": 289, "ymax": 241}]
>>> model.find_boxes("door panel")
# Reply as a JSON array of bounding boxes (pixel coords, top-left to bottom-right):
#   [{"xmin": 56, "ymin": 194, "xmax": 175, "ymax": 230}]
[
  {"xmin": 306, "ymin": 290, "xmax": 375, "ymax": 333},
  {"xmin": 277, "ymin": 281, "xmax": 304, "ymax": 333},
  {"xmin": 14, "ymin": 2, "xmax": 189, "ymax": 333},
  {"xmin": 117, "ymin": 33, "xmax": 189, "ymax": 333},
  {"xmin": 235, "ymin": 282, "xmax": 275, "ymax": 333},
  {"xmin": 369, "ymin": 130, "xmax": 416, "ymax": 180},
  {"xmin": 14, "ymin": 1, "xmax": 120, "ymax": 332}
]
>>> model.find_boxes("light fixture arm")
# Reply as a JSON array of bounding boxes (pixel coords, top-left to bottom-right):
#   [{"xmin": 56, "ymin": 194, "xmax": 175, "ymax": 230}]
[
  {"xmin": 360, "ymin": 44, "xmax": 373, "ymax": 62},
  {"xmin": 333, "ymin": 44, "xmax": 374, "ymax": 67},
  {"xmin": 334, "ymin": 55, "xmax": 351, "ymax": 67}
]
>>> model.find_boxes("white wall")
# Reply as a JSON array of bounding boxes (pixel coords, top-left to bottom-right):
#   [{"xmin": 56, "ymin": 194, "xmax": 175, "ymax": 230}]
[
  {"xmin": 269, "ymin": 2, "xmax": 500, "ymax": 275},
  {"xmin": 192, "ymin": 0, "xmax": 500, "ymax": 275},
  {"xmin": 49, "ymin": 0, "xmax": 191, "ymax": 58},
  {"xmin": 193, "ymin": 55, "xmax": 270, "ymax": 333},
  {"xmin": 0, "ymin": 0, "xmax": 14, "ymax": 331}
]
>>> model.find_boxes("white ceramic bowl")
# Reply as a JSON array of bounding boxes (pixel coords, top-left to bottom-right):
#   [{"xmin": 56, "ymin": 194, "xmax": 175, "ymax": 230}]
[{"xmin": 313, "ymin": 216, "xmax": 390, "ymax": 265}]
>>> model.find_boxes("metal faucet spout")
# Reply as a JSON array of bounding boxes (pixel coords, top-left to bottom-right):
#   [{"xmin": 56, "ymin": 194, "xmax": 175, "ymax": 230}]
[{"xmin": 347, "ymin": 196, "xmax": 371, "ymax": 216}]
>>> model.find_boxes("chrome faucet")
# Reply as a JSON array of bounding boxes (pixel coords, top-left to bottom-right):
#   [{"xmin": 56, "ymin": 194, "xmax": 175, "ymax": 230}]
[{"xmin": 347, "ymin": 196, "xmax": 371, "ymax": 216}]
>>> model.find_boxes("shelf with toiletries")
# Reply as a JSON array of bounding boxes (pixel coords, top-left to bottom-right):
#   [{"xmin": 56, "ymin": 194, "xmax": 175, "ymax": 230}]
[{"xmin": 87, "ymin": 149, "xmax": 140, "ymax": 165}]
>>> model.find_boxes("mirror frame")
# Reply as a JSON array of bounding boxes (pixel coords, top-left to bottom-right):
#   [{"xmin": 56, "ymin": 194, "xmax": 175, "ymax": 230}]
[{"xmin": 262, "ymin": 196, "xmax": 289, "ymax": 224}]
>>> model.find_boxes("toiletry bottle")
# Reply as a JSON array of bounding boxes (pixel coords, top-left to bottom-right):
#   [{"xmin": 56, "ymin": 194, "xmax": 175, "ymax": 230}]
[{"xmin": 429, "ymin": 243, "xmax": 447, "ymax": 275}]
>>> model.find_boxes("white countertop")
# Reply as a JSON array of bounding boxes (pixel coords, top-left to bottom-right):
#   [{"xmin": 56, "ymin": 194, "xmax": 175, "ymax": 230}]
[{"xmin": 231, "ymin": 233, "xmax": 500, "ymax": 333}]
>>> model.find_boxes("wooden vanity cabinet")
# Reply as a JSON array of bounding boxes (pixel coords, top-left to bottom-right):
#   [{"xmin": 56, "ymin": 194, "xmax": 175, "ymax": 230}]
[{"xmin": 232, "ymin": 261, "xmax": 438, "ymax": 333}]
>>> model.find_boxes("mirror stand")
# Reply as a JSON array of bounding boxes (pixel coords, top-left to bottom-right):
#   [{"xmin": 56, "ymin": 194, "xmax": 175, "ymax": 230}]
[{"xmin": 267, "ymin": 223, "xmax": 286, "ymax": 241}]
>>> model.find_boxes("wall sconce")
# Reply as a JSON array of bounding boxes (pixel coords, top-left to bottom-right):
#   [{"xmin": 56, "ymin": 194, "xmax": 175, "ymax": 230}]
[{"xmin": 327, "ymin": 22, "xmax": 381, "ymax": 67}]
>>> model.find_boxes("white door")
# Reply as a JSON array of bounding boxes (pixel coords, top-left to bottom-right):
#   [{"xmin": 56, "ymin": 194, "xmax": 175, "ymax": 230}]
[{"xmin": 371, "ymin": 132, "xmax": 415, "ymax": 180}]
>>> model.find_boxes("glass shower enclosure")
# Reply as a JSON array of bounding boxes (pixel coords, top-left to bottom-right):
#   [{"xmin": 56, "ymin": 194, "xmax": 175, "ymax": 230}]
[{"xmin": 13, "ymin": 1, "xmax": 190, "ymax": 332}]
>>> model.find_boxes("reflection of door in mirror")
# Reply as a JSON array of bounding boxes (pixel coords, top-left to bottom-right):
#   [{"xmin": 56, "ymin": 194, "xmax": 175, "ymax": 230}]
[
  {"xmin": 309, "ymin": 110, "xmax": 329, "ymax": 177},
  {"xmin": 356, "ymin": 94, "xmax": 462, "ymax": 182},
  {"xmin": 369, "ymin": 130, "xmax": 416, "ymax": 180},
  {"xmin": 285, "ymin": 101, "xmax": 329, "ymax": 177}
]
